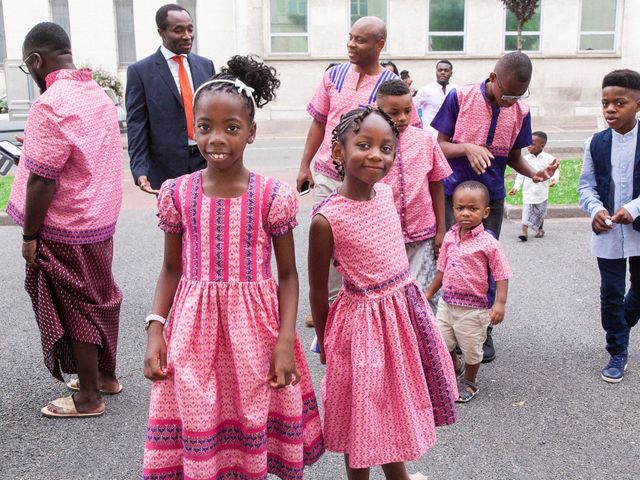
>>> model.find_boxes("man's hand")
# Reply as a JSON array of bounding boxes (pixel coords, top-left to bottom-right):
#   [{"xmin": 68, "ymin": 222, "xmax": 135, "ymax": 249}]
[
  {"xmin": 490, "ymin": 301, "xmax": 506, "ymax": 325},
  {"xmin": 137, "ymin": 176, "xmax": 159, "ymax": 195},
  {"xmin": 592, "ymin": 209, "xmax": 613, "ymax": 234},
  {"xmin": 611, "ymin": 207, "xmax": 633, "ymax": 225},
  {"xmin": 549, "ymin": 178, "xmax": 557, "ymax": 187},
  {"xmin": 22, "ymin": 239, "xmax": 38, "ymax": 267},
  {"xmin": 296, "ymin": 166, "xmax": 315, "ymax": 193},
  {"xmin": 433, "ymin": 231, "xmax": 445, "ymax": 258},
  {"xmin": 463, "ymin": 144, "xmax": 494, "ymax": 175},
  {"xmin": 532, "ymin": 159, "xmax": 559, "ymax": 183},
  {"xmin": 508, "ymin": 187, "xmax": 518, "ymax": 196}
]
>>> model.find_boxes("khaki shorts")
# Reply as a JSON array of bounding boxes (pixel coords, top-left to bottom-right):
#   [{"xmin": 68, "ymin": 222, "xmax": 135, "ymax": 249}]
[{"xmin": 436, "ymin": 298, "xmax": 491, "ymax": 365}]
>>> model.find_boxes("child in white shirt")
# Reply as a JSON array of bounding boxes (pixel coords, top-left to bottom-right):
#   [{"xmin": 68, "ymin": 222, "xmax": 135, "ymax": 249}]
[{"xmin": 508, "ymin": 131, "xmax": 560, "ymax": 240}]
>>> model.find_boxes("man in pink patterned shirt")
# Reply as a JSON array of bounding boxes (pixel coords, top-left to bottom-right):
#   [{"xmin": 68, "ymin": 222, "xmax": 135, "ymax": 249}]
[
  {"xmin": 297, "ymin": 16, "xmax": 416, "ymax": 326},
  {"xmin": 377, "ymin": 79, "xmax": 452, "ymax": 307},
  {"xmin": 425, "ymin": 181, "xmax": 511, "ymax": 403},
  {"xmin": 7, "ymin": 23, "xmax": 123, "ymax": 418}
]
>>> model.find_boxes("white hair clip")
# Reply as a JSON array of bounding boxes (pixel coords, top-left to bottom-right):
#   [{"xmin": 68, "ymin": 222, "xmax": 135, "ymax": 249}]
[{"xmin": 193, "ymin": 78, "xmax": 256, "ymax": 109}]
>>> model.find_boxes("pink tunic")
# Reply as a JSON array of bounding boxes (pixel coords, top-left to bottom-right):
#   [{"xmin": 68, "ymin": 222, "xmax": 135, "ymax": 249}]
[
  {"xmin": 313, "ymin": 183, "xmax": 458, "ymax": 469},
  {"xmin": 380, "ymin": 126, "xmax": 452, "ymax": 243},
  {"xmin": 307, "ymin": 63, "xmax": 420, "ymax": 181},
  {"xmin": 143, "ymin": 172, "xmax": 324, "ymax": 480},
  {"xmin": 7, "ymin": 69, "xmax": 122, "ymax": 244}
]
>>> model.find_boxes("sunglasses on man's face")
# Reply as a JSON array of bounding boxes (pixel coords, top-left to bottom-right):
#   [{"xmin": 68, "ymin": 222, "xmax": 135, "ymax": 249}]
[{"xmin": 494, "ymin": 73, "xmax": 530, "ymax": 101}]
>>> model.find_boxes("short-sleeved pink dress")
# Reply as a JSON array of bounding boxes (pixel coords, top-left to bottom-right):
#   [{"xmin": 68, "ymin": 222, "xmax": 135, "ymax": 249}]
[
  {"xmin": 143, "ymin": 171, "xmax": 324, "ymax": 480},
  {"xmin": 313, "ymin": 183, "xmax": 458, "ymax": 469}
]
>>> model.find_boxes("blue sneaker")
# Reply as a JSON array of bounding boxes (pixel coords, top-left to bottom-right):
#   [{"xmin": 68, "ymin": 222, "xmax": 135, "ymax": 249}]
[{"xmin": 601, "ymin": 354, "xmax": 628, "ymax": 383}]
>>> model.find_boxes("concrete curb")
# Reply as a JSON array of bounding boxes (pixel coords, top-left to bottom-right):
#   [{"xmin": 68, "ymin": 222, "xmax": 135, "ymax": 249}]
[
  {"xmin": 504, "ymin": 203, "xmax": 587, "ymax": 220},
  {"xmin": 0, "ymin": 212, "xmax": 15, "ymax": 226}
]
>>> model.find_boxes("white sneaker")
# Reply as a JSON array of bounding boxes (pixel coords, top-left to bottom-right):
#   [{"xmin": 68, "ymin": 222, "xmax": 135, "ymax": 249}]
[{"xmin": 409, "ymin": 473, "xmax": 429, "ymax": 480}]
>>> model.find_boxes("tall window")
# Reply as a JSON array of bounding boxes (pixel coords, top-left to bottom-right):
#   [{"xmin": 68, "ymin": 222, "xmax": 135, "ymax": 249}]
[
  {"xmin": 504, "ymin": 1, "xmax": 542, "ymax": 52},
  {"xmin": 350, "ymin": 0, "xmax": 387, "ymax": 25},
  {"xmin": 269, "ymin": 0, "xmax": 308, "ymax": 54},
  {"xmin": 428, "ymin": 0, "xmax": 465, "ymax": 52},
  {"xmin": 114, "ymin": 0, "xmax": 136, "ymax": 65},
  {"xmin": 580, "ymin": 0, "xmax": 618, "ymax": 51},
  {"xmin": 177, "ymin": 0, "xmax": 197, "ymax": 53},
  {"xmin": 0, "ymin": 1, "xmax": 7, "ymax": 65},
  {"xmin": 50, "ymin": 0, "xmax": 71, "ymax": 39}
]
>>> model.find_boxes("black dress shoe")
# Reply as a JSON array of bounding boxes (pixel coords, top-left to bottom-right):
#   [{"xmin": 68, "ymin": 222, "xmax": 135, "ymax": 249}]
[{"xmin": 482, "ymin": 326, "xmax": 495, "ymax": 363}]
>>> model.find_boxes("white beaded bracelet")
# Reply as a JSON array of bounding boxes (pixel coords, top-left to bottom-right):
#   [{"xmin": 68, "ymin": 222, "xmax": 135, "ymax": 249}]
[{"xmin": 144, "ymin": 313, "xmax": 167, "ymax": 330}]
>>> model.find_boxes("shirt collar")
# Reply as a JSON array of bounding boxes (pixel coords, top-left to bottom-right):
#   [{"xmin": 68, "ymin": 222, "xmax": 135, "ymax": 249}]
[
  {"xmin": 452, "ymin": 221, "xmax": 486, "ymax": 240},
  {"xmin": 160, "ymin": 45, "xmax": 187, "ymax": 61},
  {"xmin": 612, "ymin": 120, "xmax": 639, "ymax": 140},
  {"xmin": 45, "ymin": 68, "xmax": 92, "ymax": 89}
]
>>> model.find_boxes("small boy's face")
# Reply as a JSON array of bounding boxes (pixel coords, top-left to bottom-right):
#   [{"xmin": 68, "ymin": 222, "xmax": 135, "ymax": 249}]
[
  {"xmin": 452, "ymin": 188, "xmax": 490, "ymax": 231},
  {"xmin": 602, "ymin": 86, "xmax": 640, "ymax": 135},
  {"xmin": 377, "ymin": 93, "xmax": 413, "ymax": 133},
  {"xmin": 528, "ymin": 136, "xmax": 545, "ymax": 155}
]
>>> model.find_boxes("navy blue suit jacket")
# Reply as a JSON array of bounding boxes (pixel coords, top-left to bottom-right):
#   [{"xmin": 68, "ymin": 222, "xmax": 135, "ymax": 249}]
[{"xmin": 126, "ymin": 48, "xmax": 215, "ymax": 189}]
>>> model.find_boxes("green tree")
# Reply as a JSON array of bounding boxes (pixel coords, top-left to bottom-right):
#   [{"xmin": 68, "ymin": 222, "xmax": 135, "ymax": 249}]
[{"xmin": 501, "ymin": 0, "xmax": 540, "ymax": 51}]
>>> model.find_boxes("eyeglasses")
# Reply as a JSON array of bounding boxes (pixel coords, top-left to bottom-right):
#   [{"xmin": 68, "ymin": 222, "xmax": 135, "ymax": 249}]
[
  {"xmin": 19, "ymin": 52, "xmax": 37, "ymax": 74},
  {"xmin": 494, "ymin": 73, "xmax": 530, "ymax": 101}
]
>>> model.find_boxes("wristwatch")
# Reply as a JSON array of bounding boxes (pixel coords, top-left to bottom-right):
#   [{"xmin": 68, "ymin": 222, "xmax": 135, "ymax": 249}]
[{"xmin": 145, "ymin": 313, "xmax": 166, "ymax": 330}]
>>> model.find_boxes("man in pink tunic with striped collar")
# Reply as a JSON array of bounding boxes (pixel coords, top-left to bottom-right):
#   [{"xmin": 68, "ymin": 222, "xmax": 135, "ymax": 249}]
[{"xmin": 7, "ymin": 23, "xmax": 123, "ymax": 418}]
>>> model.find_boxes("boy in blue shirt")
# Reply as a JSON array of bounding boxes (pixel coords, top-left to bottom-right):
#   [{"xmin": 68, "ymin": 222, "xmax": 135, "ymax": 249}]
[{"xmin": 578, "ymin": 69, "xmax": 640, "ymax": 383}]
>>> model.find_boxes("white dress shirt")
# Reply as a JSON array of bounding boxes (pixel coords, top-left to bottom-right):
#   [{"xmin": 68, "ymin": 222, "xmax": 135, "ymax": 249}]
[
  {"xmin": 578, "ymin": 121, "xmax": 640, "ymax": 259},
  {"xmin": 414, "ymin": 81, "xmax": 457, "ymax": 138},
  {"xmin": 513, "ymin": 150, "xmax": 559, "ymax": 204},
  {"xmin": 160, "ymin": 45, "xmax": 194, "ymax": 96}
]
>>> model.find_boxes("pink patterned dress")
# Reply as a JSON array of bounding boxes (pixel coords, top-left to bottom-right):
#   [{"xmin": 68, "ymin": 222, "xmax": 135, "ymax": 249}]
[
  {"xmin": 313, "ymin": 183, "xmax": 458, "ymax": 469},
  {"xmin": 143, "ymin": 171, "xmax": 324, "ymax": 480}
]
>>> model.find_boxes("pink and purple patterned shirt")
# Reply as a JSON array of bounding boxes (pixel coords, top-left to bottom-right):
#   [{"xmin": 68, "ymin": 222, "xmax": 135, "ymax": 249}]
[
  {"xmin": 7, "ymin": 69, "xmax": 123, "ymax": 244},
  {"xmin": 437, "ymin": 223, "xmax": 512, "ymax": 309},
  {"xmin": 380, "ymin": 126, "xmax": 452, "ymax": 243},
  {"xmin": 307, "ymin": 63, "xmax": 416, "ymax": 181},
  {"xmin": 431, "ymin": 81, "xmax": 532, "ymax": 200}
]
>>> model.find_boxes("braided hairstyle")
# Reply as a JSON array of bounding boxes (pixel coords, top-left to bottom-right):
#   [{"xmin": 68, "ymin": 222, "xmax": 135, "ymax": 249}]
[
  {"xmin": 330, "ymin": 106, "xmax": 399, "ymax": 180},
  {"xmin": 193, "ymin": 55, "xmax": 281, "ymax": 122}
]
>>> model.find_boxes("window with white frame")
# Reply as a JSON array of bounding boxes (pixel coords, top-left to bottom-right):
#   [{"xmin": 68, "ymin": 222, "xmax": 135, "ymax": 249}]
[
  {"xmin": 579, "ymin": 0, "xmax": 618, "ymax": 51},
  {"xmin": 428, "ymin": 0, "xmax": 465, "ymax": 52},
  {"xmin": 114, "ymin": 0, "xmax": 136, "ymax": 65},
  {"xmin": 269, "ymin": 0, "xmax": 308, "ymax": 54},
  {"xmin": 50, "ymin": 0, "xmax": 71, "ymax": 39},
  {"xmin": 350, "ymin": 0, "xmax": 387, "ymax": 25},
  {"xmin": 504, "ymin": 1, "xmax": 541, "ymax": 52}
]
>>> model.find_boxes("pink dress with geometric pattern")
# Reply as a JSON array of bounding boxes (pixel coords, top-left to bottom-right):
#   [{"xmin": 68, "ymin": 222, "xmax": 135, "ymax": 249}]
[
  {"xmin": 313, "ymin": 183, "xmax": 458, "ymax": 469},
  {"xmin": 143, "ymin": 171, "xmax": 324, "ymax": 480}
]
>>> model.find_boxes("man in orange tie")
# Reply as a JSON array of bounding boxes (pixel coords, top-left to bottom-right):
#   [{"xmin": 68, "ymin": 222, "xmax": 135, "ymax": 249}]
[{"xmin": 126, "ymin": 3, "xmax": 215, "ymax": 193}]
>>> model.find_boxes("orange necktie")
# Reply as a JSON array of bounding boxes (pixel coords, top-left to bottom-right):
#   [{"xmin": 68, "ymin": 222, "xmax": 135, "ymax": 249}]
[{"xmin": 172, "ymin": 55, "xmax": 194, "ymax": 140}]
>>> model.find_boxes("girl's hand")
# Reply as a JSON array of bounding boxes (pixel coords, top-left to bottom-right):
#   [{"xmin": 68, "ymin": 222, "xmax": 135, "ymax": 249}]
[
  {"xmin": 144, "ymin": 324, "xmax": 168, "ymax": 381},
  {"xmin": 319, "ymin": 350, "xmax": 326, "ymax": 365},
  {"xmin": 268, "ymin": 340, "xmax": 301, "ymax": 388}
]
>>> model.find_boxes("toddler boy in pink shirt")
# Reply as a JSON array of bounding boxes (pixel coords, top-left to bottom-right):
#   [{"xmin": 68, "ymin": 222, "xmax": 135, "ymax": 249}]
[{"xmin": 425, "ymin": 181, "xmax": 511, "ymax": 403}]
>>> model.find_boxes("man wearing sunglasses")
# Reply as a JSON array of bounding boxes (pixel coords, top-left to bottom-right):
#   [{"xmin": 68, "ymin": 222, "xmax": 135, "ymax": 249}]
[{"xmin": 431, "ymin": 51, "xmax": 557, "ymax": 363}]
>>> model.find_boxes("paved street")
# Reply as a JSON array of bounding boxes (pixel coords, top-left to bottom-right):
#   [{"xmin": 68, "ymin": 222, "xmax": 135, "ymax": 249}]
[{"xmin": 2, "ymin": 143, "xmax": 640, "ymax": 479}]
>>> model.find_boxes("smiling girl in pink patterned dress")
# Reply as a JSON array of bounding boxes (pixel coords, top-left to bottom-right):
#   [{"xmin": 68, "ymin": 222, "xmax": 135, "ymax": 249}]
[
  {"xmin": 141, "ymin": 56, "xmax": 323, "ymax": 480},
  {"xmin": 309, "ymin": 106, "xmax": 457, "ymax": 480}
]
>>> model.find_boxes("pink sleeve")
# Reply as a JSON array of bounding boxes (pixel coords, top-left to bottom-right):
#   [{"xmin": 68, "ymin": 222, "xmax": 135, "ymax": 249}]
[
  {"xmin": 488, "ymin": 241, "xmax": 512, "ymax": 281},
  {"xmin": 157, "ymin": 179, "xmax": 182, "ymax": 234},
  {"xmin": 427, "ymin": 137, "xmax": 453, "ymax": 182},
  {"xmin": 268, "ymin": 182, "xmax": 299, "ymax": 236},
  {"xmin": 306, "ymin": 73, "xmax": 331, "ymax": 124},
  {"xmin": 22, "ymin": 103, "xmax": 72, "ymax": 179}
]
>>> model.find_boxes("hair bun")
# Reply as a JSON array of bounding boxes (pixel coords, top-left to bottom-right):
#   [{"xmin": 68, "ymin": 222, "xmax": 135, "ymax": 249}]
[{"xmin": 222, "ymin": 55, "xmax": 281, "ymax": 108}]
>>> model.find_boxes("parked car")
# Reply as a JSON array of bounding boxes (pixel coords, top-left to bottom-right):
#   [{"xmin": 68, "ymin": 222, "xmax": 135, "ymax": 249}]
[{"xmin": 102, "ymin": 87, "xmax": 127, "ymax": 134}]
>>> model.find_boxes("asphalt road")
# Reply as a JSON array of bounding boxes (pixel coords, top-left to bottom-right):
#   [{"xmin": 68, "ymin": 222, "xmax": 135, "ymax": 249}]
[{"xmin": 2, "ymin": 157, "xmax": 639, "ymax": 479}]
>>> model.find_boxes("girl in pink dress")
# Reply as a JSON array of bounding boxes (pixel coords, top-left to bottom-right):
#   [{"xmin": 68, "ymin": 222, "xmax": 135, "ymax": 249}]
[
  {"xmin": 142, "ymin": 56, "xmax": 324, "ymax": 480},
  {"xmin": 308, "ymin": 107, "xmax": 458, "ymax": 480}
]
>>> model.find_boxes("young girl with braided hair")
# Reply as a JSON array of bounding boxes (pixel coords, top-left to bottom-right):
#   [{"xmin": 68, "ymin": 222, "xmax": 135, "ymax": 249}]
[
  {"xmin": 309, "ymin": 106, "xmax": 458, "ymax": 480},
  {"xmin": 142, "ymin": 55, "xmax": 323, "ymax": 479}
]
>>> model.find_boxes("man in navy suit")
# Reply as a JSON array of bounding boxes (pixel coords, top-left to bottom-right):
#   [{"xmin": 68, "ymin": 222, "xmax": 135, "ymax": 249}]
[{"xmin": 126, "ymin": 3, "xmax": 215, "ymax": 193}]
